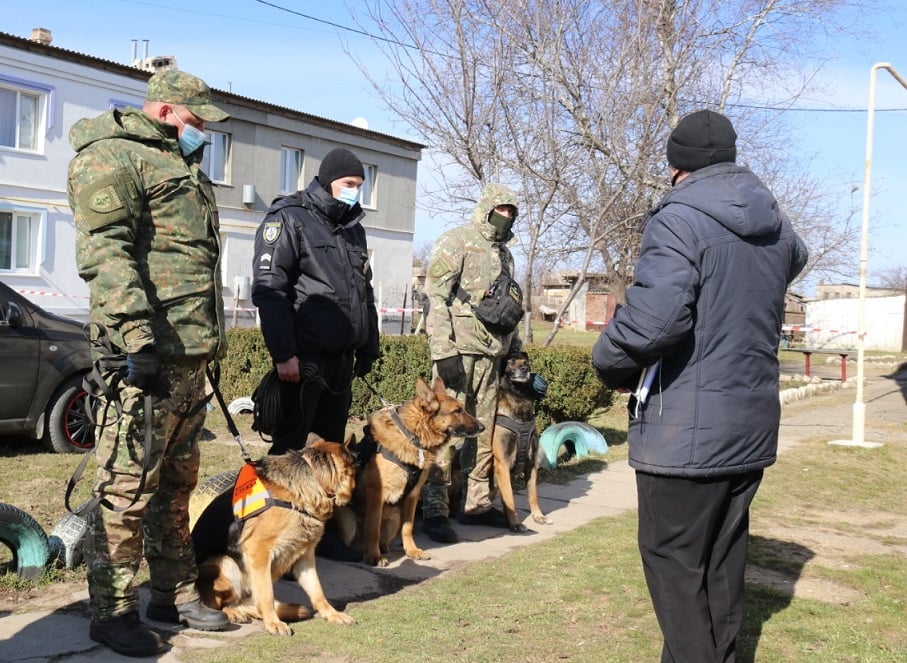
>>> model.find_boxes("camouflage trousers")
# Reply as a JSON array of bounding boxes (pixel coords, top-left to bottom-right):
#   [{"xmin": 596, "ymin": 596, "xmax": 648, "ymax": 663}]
[
  {"xmin": 85, "ymin": 359, "xmax": 207, "ymax": 620},
  {"xmin": 422, "ymin": 353, "xmax": 501, "ymax": 519}
]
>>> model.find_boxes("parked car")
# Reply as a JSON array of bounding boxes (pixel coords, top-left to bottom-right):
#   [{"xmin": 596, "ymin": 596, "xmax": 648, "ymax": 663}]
[{"xmin": 0, "ymin": 281, "xmax": 95, "ymax": 453}]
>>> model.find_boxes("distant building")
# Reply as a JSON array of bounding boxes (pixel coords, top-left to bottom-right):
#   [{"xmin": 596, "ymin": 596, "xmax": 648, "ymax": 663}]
[
  {"xmin": 539, "ymin": 271, "xmax": 616, "ymax": 332},
  {"xmin": 0, "ymin": 29, "xmax": 424, "ymax": 329},
  {"xmin": 814, "ymin": 281, "xmax": 902, "ymax": 300}
]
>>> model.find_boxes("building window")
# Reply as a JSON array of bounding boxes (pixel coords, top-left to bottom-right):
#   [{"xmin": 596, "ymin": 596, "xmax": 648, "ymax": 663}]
[
  {"xmin": 361, "ymin": 163, "xmax": 377, "ymax": 208},
  {"xmin": 0, "ymin": 85, "xmax": 41, "ymax": 151},
  {"xmin": 0, "ymin": 210, "xmax": 39, "ymax": 272},
  {"xmin": 280, "ymin": 147, "xmax": 303, "ymax": 194},
  {"xmin": 201, "ymin": 130, "xmax": 230, "ymax": 183}
]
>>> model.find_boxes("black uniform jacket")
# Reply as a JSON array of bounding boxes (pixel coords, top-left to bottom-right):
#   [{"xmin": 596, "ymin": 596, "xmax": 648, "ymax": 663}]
[{"xmin": 252, "ymin": 179, "xmax": 380, "ymax": 364}]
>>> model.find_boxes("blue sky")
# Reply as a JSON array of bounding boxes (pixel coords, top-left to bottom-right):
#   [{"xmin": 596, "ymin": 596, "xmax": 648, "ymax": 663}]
[{"xmin": 5, "ymin": 0, "xmax": 906, "ymax": 291}]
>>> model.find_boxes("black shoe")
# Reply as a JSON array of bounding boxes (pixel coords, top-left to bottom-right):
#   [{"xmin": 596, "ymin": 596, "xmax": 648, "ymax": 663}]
[
  {"xmin": 422, "ymin": 516, "xmax": 459, "ymax": 543},
  {"xmin": 458, "ymin": 508, "xmax": 510, "ymax": 529},
  {"xmin": 90, "ymin": 612, "xmax": 164, "ymax": 657},
  {"xmin": 146, "ymin": 598, "xmax": 229, "ymax": 631},
  {"xmin": 315, "ymin": 528, "xmax": 363, "ymax": 562}
]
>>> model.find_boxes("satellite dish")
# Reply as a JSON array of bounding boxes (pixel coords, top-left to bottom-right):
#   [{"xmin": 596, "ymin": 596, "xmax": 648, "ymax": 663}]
[{"xmin": 351, "ymin": 117, "xmax": 369, "ymax": 130}]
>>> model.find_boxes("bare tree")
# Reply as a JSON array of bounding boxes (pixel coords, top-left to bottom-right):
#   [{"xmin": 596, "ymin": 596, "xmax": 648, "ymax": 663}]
[
  {"xmin": 353, "ymin": 0, "xmax": 868, "ymax": 345},
  {"xmin": 875, "ymin": 265, "xmax": 907, "ymax": 291}
]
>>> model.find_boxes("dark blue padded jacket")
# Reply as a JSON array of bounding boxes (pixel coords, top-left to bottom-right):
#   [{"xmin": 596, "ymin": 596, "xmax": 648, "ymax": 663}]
[{"xmin": 592, "ymin": 162, "xmax": 808, "ymax": 477}]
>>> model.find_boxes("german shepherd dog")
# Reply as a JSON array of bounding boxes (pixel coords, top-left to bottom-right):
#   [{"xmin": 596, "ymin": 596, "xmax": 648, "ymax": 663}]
[
  {"xmin": 196, "ymin": 436, "xmax": 356, "ymax": 636},
  {"xmin": 493, "ymin": 351, "xmax": 552, "ymax": 532},
  {"xmin": 333, "ymin": 376, "xmax": 483, "ymax": 567}
]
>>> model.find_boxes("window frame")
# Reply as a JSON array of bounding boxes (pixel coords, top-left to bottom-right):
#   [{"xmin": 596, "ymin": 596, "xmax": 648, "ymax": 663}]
[
  {"xmin": 360, "ymin": 163, "xmax": 377, "ymax": 209},
  {"xmin": 201, "ymin": 129, "xmax": 231, "ymax": 184},
  {"xmin": 279, "ymin": 146, "xmax": 304, "ymax": 195},
  {"xmin": 0, "ymin": 75, "xmax": 54, "ymax": 154},
  {"xmin": 0, "ymin": 206, "xmax": 44, "ymax": 275}
]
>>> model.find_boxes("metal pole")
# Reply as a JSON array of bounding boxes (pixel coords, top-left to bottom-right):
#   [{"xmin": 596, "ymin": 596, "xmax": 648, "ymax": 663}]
[{"xmin": 837, "ymin": 62, "xmax": 907, "ymax": 447}]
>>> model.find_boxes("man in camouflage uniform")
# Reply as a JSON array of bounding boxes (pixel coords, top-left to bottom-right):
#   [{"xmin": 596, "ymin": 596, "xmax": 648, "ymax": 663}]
[
  {"xmin": 68, "ymin": 70, "xmax": 231, "ymax": 657},
  {"xmin": 421, "ymin": 183, "xmax": 523, "ymax": 543}
]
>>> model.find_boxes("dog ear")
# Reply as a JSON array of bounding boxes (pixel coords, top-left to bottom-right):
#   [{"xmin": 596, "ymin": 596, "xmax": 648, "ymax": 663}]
[
  {"xmin": 417, "ymin": 377, "xmax": 441, "ymax": 413},
  {"xmin": 344, "ymin": 432, "xmax": 356, "ymax": 448},
  {"xmin": 306, "ymin": 432, "xmax": 324, "ymax": 446}
]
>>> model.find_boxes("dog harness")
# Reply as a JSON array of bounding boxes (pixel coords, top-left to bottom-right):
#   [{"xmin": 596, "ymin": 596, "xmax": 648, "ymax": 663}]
[
  {"xmin": 231, "ymin": 461, "xmax": 308, "ymax": 521},
  {"xmin": 366, "ymin": 407, "xmax": 427, "ymax": 505},
  {"xmin": 495, "ymin": 414, "xmax": 535, "ymax": 471}
]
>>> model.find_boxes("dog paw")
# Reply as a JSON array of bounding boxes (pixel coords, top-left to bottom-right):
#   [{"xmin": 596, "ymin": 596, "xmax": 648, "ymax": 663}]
[
  {"xmin": 533, "ymin": 515, "xmax": 553, "ymax": 525},
  {"xmin": 508, "ymin": 522, "xmax": 528, "ymax": 533},
  {"xmin": 223, "ymin": 608, "xmax": 252, "ymax": 624},
  {"xmin": 405, "ymin": 547, "xmax": 430, "ymax": 560},
  {"xmin": 321, "ymin": 610, "xmax": 355, "ymax": 626},
  {"xmin": 366, "ymin": 554, "xmax": 389, "ymax": 567},
  {"xmin": 265, "ymin": 620, "xmax": 293, "ymax": 636}
]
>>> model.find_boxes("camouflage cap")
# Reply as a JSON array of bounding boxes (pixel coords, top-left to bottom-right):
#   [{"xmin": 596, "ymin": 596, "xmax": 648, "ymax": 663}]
[{"xmin": 145, "ymin": 70, "xmax": 229, "ymax": 122}]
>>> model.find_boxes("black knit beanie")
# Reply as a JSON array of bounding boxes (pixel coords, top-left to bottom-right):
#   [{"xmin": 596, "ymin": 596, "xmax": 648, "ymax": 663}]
[
  {"xmin": 318, "ymin": 148, "xmax": 365, "ymax": 191},
  {"xmin": 666, "ymin": 110, "xmax": 737, "ymax": 172}
]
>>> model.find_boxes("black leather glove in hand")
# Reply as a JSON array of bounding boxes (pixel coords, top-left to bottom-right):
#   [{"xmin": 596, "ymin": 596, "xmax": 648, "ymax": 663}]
[
  {"xmin": 354, "ymin": 356, "xmax": 374, "ymax": 377},
  {"xmin": 435, "ymin": 356, "xmax": 466, "ymax": 390},
  {"xmin": 124, "ymin": 347, "xmax": 162, "ymax": 391},
  {"xmin": 530, "ymin": 373, "xmax": 548, "ymax": 400}
]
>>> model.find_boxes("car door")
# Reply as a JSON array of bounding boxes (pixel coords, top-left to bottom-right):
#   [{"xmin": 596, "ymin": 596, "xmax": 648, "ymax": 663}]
[{"xmin": 0, "ymin": 284, "xmax": 40, "ymax": 424}]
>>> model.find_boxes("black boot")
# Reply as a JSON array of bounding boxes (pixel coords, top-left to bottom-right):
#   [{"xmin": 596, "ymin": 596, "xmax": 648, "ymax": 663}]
[
  {"xmin": 90, "ymin": 612, "xmax": 164, "ymax": 657},
  {"xmin": 422, "ymin": 516, "xmax": 459, "ymax": 543},
  {"xmin": 458, "ymin": 507, "xmax": 510, "ymax": 529},
  {"xmin": 315, "ymin": 528, "xmax": 363, "ymax": 562},
  {"xmin": 146, "ymin": 598, "xmax": 229, "ymax": 631}
]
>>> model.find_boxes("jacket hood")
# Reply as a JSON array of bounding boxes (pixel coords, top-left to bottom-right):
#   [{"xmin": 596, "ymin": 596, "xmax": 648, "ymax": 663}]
[
  {"xmin": 656, "ymin": 162, "xmax": 780, "ymax": 238},
  {"xmin": 470, "ymin": 183, "xmax": 518, "ymax": 241},
  {"xmin": 69, "ymin": 107, "xmax": 177, "ymax": 154}
]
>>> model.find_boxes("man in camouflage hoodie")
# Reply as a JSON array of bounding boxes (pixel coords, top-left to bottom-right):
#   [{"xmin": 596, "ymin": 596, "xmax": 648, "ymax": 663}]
[
  {"xmin": 421, "ymin": 183, "xmax": 523, "ymax": 543},
  {"xmin": 68, "ymin": 70, "xmax": 230, "ymax": 657}
]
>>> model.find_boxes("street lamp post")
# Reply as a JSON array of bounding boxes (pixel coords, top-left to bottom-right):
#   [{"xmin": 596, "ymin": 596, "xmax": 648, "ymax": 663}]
[{"xmin": 830, "ymin": 62, "xmax": 907, "ymax": 448}]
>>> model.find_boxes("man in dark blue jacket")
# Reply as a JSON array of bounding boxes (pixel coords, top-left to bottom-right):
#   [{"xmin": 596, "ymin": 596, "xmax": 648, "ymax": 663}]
[{"xmin": 592, "ymin": 110, "xmax": 807, "ymax": 663}]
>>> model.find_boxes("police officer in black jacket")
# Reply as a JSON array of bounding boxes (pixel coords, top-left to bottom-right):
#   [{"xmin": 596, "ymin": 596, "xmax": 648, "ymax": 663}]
[{"xmin": 252, "ymin": 148, "xmax": 380, "ymax": 455}]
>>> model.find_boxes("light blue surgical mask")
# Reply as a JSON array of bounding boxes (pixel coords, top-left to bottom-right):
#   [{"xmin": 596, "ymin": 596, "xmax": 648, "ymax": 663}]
[
  {"xmin": 171, "ymin": 112, "xmax": 208, "ymax": 156},
  {"xmin": 335, "ymin": 186, "xmax": 360, "ymax": 207}
]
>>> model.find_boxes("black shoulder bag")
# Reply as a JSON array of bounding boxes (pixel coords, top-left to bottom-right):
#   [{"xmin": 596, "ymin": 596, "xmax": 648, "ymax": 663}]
[{"xmin": 456, "ymin": 252, "xmax": 524, "ymax": 335}]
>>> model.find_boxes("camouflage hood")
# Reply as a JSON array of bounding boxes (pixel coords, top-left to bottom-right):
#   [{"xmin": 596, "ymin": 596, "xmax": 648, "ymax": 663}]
[
  {"xmin": 470, "ymin": 183, "xmax": 519, "ymax": 241},
  {"xmin": 69, "ymin": 107, "xmax": 177, "ymax": 154}
]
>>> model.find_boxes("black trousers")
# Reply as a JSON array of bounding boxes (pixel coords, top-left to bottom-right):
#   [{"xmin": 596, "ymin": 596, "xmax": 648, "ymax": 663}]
[
  {"xmin": 636, "ymin": 469, "xmax": 764, "ymax": 663},
  {"xmin": 268, "ymin": 354, "xmax": 354, "ymax": 455}
]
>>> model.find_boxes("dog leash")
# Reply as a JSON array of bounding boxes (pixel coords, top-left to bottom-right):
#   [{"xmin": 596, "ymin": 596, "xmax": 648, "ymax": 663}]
[
  {"xmin": 359, "ymin": 375, "xmax": 393, "ymax": 408},
  {"xmin": 206, "ymin": 363, "xmax": 253, "ymax": 463}
]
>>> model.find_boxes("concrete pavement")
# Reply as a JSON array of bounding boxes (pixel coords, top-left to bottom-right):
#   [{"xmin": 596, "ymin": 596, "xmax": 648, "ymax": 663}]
[{"xmin": 1, "ymin": 363, "xmax": 904, "ymax": 663}]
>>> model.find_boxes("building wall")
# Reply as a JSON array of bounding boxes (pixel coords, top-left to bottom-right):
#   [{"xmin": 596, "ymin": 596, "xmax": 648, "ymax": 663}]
[
  {"xmin": 0, "ymin": 34, "xmax": 422, "ymax": 327},
  {"xmin": 805, "ymin": 295, "xmax": 906, "ymax": 351}
]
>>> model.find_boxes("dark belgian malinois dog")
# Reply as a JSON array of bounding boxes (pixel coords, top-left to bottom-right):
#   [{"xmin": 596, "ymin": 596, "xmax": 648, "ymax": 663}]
[
  {"xmin": 196, "ymin": 436, "xmax": 357, "ymax": 636},
  {"xmin": 333, "ymin": 376, "xmax": 483, "ymax": 567},
  {"xmin": 492, "ymin": 351, "xmax": 553, "ymax": 531}
]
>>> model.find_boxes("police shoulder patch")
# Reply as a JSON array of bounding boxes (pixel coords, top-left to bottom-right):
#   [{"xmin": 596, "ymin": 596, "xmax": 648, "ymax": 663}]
[
  {"xmin": 263, "ymin": 221, "xmax": 282, "ymax": 244},
  {"xmin": 88, "ymin": 185, "xmax": 123, "ymax": 214}
]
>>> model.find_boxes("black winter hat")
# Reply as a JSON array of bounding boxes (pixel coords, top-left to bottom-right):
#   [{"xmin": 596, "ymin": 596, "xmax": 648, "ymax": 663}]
[
  {"xmin": 666, "ymin": 110, "xmax": 737, "ymax": 172},
  {"xmin": 318, "ymin": 148, "xmax": 365, "ymax": 190}
]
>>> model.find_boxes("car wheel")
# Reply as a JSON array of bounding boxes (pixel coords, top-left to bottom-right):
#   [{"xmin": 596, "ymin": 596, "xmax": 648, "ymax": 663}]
[
  {"xmin": 44, "ymin": 374, "xmax": 96, "ymax": 454},
  {"xmin": 0, "ymin": 502, "xmax": 50, "ymax": 581}
]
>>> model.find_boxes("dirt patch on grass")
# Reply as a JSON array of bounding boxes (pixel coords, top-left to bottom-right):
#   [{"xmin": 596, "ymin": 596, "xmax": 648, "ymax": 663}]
[{"xmin": 748, "ymin": 507, "xmax": 907, "ymax": 605}]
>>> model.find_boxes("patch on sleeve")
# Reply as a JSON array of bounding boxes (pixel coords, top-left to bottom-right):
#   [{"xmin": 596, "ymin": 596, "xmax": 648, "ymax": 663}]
[
  {"xmin": 262, "ymin": 221, "xmax": 283, "ymax": 244},
  {"xmin": 258, "ymin": 252, "xmax": 273, "ymax": 271},
  {"xmin": 72, "ymin": 169, "xmax": 134, "ymax": 231},
  {"xmin": 429, "ymin": 251, "xmax": 456, "ymax": 278}
]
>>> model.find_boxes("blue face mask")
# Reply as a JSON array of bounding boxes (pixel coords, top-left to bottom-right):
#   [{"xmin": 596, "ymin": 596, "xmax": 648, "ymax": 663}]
[
  {"xmin": 335, "ymin": 186, "xmax": 360, "ymax": 207},
  {"xmin": 171, "ymin": 112, "xmax": 208, "ymax": 156}
]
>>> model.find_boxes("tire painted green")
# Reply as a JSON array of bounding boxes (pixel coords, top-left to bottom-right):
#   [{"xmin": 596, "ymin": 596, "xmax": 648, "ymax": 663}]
[{"xmin": 0, "ymin": 502, "xmax": 50, "ymax": 581}]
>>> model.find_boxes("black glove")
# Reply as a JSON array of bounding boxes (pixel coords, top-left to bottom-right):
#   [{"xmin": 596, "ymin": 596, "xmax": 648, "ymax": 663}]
[
  {"xmin": 354, "ymin": 356, "xmax": 374, "ymax": 377},
  {"xmin": 530, "ymin": 373, "xmax": 548, "ymax": 400},
  {"xmin": 124, "ymin": 347, "xmax": 161, "ymax": 391},
  {"xmin": 435, "ymin": 356, "xmax": 466, "ymax": 390}
]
